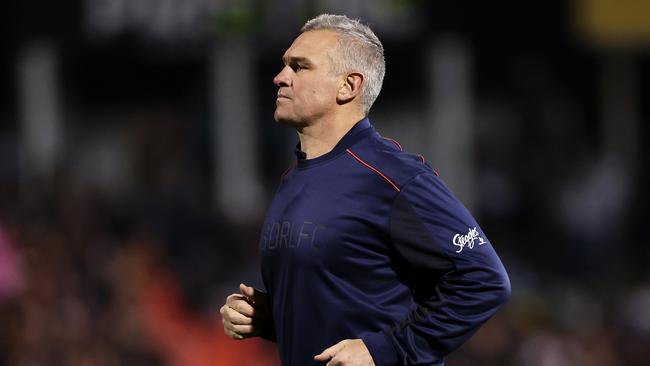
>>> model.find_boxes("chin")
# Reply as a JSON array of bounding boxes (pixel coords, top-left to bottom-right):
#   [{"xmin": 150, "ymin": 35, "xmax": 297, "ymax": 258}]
[
  {"xmin": 274, "ymin": 112, "xmax": 289, "ymax": 124},
  {"xmin": 274, "ymin": 109, "xmax": 293, "ymax": 124}
]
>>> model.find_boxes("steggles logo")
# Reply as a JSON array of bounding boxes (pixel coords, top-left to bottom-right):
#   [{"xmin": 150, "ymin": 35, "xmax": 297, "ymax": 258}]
[{"xmin": 453, "ymin": 227, "xmax": 487, "ymax": 253}]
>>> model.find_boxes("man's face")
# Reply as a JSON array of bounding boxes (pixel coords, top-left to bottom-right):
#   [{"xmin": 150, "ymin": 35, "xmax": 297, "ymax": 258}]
[{"xmin": 273, "ymin": 30, "xmax": 342, "ymax": 125}]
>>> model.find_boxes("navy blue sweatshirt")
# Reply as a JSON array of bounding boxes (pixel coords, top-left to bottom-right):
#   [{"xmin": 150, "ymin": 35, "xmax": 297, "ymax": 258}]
[{"xmin": 259, "ymin": 118, "xmax": 510, "ymax": 366}]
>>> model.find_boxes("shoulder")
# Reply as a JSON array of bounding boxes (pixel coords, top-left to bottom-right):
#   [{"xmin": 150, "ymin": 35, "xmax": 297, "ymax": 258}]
[{"xmin": 345, "ymin": 132, "xmax": 437, "ymax": 191}]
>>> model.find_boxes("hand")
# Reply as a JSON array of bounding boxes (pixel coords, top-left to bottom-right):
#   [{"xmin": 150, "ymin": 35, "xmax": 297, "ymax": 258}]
[
  {"xmin": 314, "ymin": 339, "xmax": 375, "ymax": 366},
  {"xmin": 220, "ymin": 283, "xmax": 270, "ymax": 340}
]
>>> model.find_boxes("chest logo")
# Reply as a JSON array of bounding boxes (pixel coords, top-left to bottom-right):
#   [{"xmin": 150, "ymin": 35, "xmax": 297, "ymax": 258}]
[
  {"xmin": 453, "ymin": 227, "xmax": 487, "ymax": 253},
  {"xmin": 260, "ymin": 220, "xmax": 326, "ymax": 250}
]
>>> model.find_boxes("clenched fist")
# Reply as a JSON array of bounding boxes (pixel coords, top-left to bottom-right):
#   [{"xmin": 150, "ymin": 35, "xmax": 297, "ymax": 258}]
[{"xmin": 220, "ymin": 283, "xmax": 270, "ymax": 340}]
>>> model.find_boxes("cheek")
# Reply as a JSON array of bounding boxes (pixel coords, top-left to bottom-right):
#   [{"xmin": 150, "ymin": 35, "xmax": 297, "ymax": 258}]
[
  {"xmin": 300, "ymin": 91, "xmax": 327, "ymax": 111},
  {"xmin": 293, "ymin": 79, "xmax": 337, "ymax": 112},
  {"xmin": 308, "ymin": 84, "xmax": 335, "ymax": 104}
]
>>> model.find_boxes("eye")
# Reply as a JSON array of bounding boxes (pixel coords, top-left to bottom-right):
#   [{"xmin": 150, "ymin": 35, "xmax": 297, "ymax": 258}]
[{"xmin": 290, "ymin": 63, "xmax": 305, "ymax": 72}]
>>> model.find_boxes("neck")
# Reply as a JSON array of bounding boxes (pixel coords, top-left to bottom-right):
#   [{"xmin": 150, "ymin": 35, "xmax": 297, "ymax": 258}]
[{"xmin": 296, "ymin": 111, "xmax": 365, "ymax": 159}]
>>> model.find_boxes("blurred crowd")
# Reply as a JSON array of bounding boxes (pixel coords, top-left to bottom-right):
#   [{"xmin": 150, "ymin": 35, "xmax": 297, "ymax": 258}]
[{"xmin": 0, "ymin": 121, "xmax": 279, "ymax": 365}]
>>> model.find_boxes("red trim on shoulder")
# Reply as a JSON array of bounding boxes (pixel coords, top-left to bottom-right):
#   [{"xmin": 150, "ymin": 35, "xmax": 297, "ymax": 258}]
[
  {"xmin": 418, "ymin": 154, "xmax": 426, "ymax": 164},
  {"xmin": 346, "ymin": 149, "xmax": 401, "ymax": 192},
  {"xmin": 383, "ymin": 137, "xmax": 403, "ymax": 151}
]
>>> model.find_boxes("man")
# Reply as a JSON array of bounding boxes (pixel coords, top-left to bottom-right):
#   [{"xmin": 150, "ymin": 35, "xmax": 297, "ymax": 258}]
[{"xmin": 220, "ymin": 14, "xmax": 510, "ymax": 366}]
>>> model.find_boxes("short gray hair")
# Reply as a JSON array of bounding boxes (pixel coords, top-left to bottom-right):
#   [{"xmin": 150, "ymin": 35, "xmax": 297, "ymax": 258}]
[{"xmin": 301, "ymin": 14, "xmax": 385, "ymax": 115}]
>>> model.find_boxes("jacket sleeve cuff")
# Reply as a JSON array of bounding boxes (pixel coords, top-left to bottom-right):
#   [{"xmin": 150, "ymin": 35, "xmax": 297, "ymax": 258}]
[
  {"xmin": 361, "ymin": 331, "xmax": 400, "ymax": 366},
  {"xmin": 258, "ymin": 319, "xmax": 277, "ymax": 342}
]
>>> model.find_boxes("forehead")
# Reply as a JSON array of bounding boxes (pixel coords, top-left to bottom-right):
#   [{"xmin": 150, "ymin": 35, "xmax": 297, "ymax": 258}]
[{"xmin": 283, "ymin": 30, "xmax": 339, "ymax": 61}]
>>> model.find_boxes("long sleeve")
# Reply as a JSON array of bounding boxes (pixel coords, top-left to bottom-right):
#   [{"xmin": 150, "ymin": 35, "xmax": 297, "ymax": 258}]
[
  {"xmin": 361, "ymin": 172, "xmax": 511, "ymax": 366},
  {"xmin": 259, "ymin": 309, "xmax": 277, "ymax": 342},
  {"xmin": 256, "ymin": 289, "xmax": 277, "ymax": 343}
]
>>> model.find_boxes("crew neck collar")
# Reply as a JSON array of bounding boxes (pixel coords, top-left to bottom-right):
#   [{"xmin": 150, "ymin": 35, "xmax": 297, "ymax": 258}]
[{"xmin": 294, "ymin": 117, "xmax": 373, "ymax": 169}]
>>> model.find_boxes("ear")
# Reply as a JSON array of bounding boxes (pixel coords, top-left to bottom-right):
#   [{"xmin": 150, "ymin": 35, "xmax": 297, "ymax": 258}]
[{"xmin": 336, "ymin": 72, "xmax": 364, "ymax": 104}]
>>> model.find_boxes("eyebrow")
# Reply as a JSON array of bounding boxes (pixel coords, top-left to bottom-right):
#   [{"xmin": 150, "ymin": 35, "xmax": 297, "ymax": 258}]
[{"xmin": 282, "ymin": 56, "xmax": 313, "ymax": 66}]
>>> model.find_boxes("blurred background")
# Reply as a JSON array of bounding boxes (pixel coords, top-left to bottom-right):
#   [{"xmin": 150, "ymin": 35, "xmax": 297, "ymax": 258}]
[{"xmin": 1, "ymin": 0, "xmax": 649, "ymax": 365}]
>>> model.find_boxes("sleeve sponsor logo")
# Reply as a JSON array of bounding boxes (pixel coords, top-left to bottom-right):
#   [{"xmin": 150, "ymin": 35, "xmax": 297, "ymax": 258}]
[{"xmin": 452, "ymin": 227, "xmax": 487, "ymax": 253}]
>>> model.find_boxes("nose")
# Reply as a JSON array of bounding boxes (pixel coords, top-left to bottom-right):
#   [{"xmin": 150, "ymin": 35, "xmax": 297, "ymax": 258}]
[{"xmin": 273, "ymin": 66, "xmax": 292, "ymax": 87}]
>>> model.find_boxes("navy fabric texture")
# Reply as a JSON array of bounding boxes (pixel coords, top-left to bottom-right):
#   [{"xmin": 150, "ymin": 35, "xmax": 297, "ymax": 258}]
[{"xmin": 259, "ymin": 118, "xmax": 510, "ymax": 366}]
